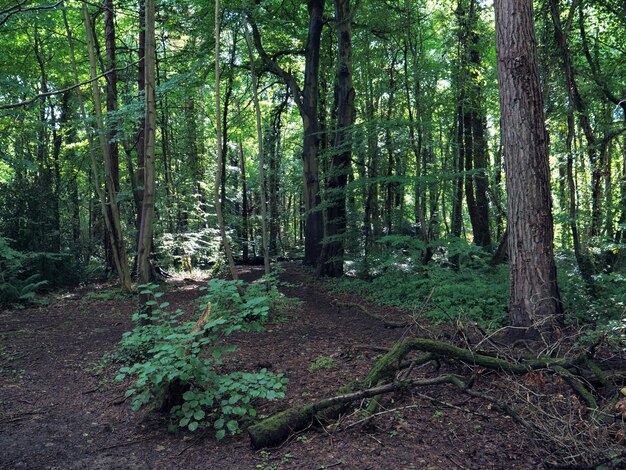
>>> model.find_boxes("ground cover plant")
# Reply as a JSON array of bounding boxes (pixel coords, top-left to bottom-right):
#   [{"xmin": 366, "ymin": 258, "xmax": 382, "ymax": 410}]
[{"xmin": 115, "ymin": 279, "xmax": 289, "ymax": 438}]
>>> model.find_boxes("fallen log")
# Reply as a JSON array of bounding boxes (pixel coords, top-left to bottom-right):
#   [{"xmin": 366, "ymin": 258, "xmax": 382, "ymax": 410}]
[
  {"xmin": 248, "ymin": 375, "xmax": 462, "ymax": 449},
  {"xmin": 248, "ymin": 337, "xmax": 610, "ymax": 449}
]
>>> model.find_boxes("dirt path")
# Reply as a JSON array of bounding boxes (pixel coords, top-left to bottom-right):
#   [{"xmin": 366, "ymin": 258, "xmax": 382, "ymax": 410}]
[{"xmin": 0, "ymin": 264, "xmax": 537, "ymax": 469}]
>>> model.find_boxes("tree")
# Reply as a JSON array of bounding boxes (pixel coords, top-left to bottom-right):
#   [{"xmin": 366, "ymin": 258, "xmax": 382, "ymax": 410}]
[
  {"xmin": 317, "ymin": 0, "xmax": 355, "ymax": 277},
  {"xmin": 136, "ymin": 0, "xmax": 157, "ymax": 286},
  {"xmin": 247, "ymin": 0, "xmax": 326, "ymax": 266},
  {"xmin": 82, "ymin": 3, "xmax": 132, "ymax": 293},
  {"xmin": 494, "ymin": 0, "xmax": 563, "ymax": 332}
]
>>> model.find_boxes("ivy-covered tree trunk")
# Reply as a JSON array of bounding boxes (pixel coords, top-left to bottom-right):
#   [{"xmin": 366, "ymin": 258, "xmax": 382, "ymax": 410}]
[
  {"xmin": 317, "ymin": 0, "xmax": 355, "ymax": 277},
  {"xmin": 495, "ymin": 0, "xmax": 563, "ymax": 332}
]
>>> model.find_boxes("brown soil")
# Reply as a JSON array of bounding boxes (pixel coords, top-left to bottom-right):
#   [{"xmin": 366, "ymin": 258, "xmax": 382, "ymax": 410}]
[{"xmin": 0, "ymin": 264, "xmax": 539, "ymax": 469}]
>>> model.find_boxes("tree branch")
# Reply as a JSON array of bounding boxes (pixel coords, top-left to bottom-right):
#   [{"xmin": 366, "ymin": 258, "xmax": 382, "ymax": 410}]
[
  {"xmin": 1, "ymin": 0, "xmax": 64, "ymax": 27},
  {"xmin": 245, "ymin": 10, "xmax": 304, "ymax": 113},
  {"xmin": 0, "ymin": 60, "xmax": 139, "ymax": 110}
]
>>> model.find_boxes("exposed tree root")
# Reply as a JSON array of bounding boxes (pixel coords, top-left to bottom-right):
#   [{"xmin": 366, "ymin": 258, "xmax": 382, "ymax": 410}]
[{"xmin": 248, "ymin": 337, "xmax": 615, "ymax": 449}]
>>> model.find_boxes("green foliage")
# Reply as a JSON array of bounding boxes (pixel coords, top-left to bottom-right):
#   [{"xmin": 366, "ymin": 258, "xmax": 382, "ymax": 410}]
[
  {"xmin": 309, "ymin": 356, "xmax": 337, "ymax": 371},
  {"xmin": 333, "ymin": 240, "xmax": 509, "ymax": 330},
  {"xmin": 84, "ymin": 288, "xmax": 132, "ymax": 302},
  {"xmin": 115, "ymin": 281, "xmax": 288, "ymax": 438},
  {"xmin": 0, "ymin": 236, "xmax": 48, "ymax": 304}
]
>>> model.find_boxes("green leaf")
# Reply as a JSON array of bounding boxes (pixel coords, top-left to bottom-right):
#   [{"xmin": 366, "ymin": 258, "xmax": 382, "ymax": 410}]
[
  {"xmin": 226, "ymin": 420, "xmax": 239, "ymax": 433},
  {"xmin": 188, "ymin": 421, "xmax": 199, "ymax": 431},
  {"xmin": 216, "ymin": 429, "xmax": 226, "ymax": 440},
  {"xmin": 214, "ymin": 418, "xmax": 225, "ymax": 429},
  {"xmin": 193, "ymin": 409, "xmax": 205, "ymax": 420}
]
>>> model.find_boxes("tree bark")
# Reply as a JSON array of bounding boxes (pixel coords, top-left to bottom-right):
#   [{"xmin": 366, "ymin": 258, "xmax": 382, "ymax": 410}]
[
  {"xmin": 317, "ymin": 0, "xmax": 355, "ymax": 277},
  {"xmin": 244, "ymin": 26, "xmax": 270, "ymax": 275},
  {"xmin": 136, "ymin": 0, "xmax": 157, "ymax": 286},
  {"xmin": 494, "ymin": 0, "xmax": 563, "ymax": 332},
  {"xmin": 214, "ymin": 0, "xmax": 242, "ymax": 290}
]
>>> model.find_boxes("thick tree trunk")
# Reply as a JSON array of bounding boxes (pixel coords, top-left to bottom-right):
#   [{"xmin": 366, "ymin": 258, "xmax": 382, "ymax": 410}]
[
  {"xmin": 248, "ymin": 0, "xmax": 325, "ymax": 266},
  {"xmin": 495, "ymin": 0, "xmax": 563, "ymax": 331},
  {"xmin": 301, "ymin": 0, "xmax": 325, "ymax": 266},
  {"xmin": 317, "ymin": 0, "xmax": 355, "ymax": 277}
]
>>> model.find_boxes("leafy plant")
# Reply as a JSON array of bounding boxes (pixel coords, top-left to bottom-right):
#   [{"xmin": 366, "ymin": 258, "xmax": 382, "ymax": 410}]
[
  {"xmin": 115, "ymin": 280, "xmax": 288, "ymax": 438},
  {"xmin": 309, "ymin": 356, "xmax": 337, "ymax": 371},
  {"xmin": 0, "ymin": 236, "xmax": 48, "ymax": 304}
]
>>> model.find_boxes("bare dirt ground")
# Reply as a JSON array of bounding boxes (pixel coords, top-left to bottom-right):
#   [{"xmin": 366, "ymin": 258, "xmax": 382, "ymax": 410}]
[{"xmin": 0, "ymin": 264, "xmax": 539, "ymax": 469}]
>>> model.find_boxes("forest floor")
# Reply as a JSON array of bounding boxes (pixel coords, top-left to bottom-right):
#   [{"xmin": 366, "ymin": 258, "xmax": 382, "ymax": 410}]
[{"xmin": 0, "ymin": 263, "xmax": 540, "ymax": 469}]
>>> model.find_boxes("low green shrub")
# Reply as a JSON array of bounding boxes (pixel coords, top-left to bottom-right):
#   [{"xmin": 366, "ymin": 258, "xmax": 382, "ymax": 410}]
[
  {"xmin": 115, "ymin": 280, "xmax": 288, "ymax": 438},
  {"xmin": 0, "ymin": 236, "xmax": 48, "ymax": 304},
  {"xmin": 332, "ymin": 240, "xmax": 510, "ymax": 330}
]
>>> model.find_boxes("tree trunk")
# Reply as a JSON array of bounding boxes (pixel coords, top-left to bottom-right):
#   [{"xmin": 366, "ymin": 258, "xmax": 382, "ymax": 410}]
[
  {"xmin": 244, "ymin": 26, "xmax": 270, "ymax": 275},
  {"xmin": 136, "ymin": 0, "xmax": 157, "ymax": 286},
  {"xmin": 135, "ymin": 0, "xmax": 146, "ymax": 231},
  {"xmin": 82, "ymin": 4, "xmax": 132, "ymax": 292},
  {"xmin": 214, "ymin": 0, "xmax": 242, "ymax": 290},
  {"xmin": 317, "ymin": 0, "xmax": 355, "ymax": 277},
  {"xmin": 495, "ymin": 0, "xmax": 563, "ymax": 332},
  {"xmin": 248, "ymin": 0, "xmax": 325, "ymax": 266}
]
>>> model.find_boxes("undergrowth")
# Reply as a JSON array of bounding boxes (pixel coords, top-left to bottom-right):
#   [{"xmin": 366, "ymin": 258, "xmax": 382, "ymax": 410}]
[
  {"xmin": 335, "ymin": 239, "xmax": 510, "ymax": 330},
  {"xmin": 338, "ymin": 237, "xmax": 626, "ymax": 342},
  {"xmin": 114, "ymin": 278, "xmax": 289, "ymax": 439},
  {"xmin": 0, "ymin": 236, "xmax": 48, "ymax": 304}
]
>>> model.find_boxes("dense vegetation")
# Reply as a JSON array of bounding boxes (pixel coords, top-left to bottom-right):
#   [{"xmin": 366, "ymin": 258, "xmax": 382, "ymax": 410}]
[
  {"xmin": 2, "ymin": 0, "xmax": 626, "ymax": 464},
  {"xmin": 2, "ymin": 0, "xmax": 625, "ymax": 330}
]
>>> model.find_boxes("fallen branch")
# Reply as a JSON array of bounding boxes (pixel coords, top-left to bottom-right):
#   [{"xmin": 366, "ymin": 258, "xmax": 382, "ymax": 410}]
[
  {"xmin": 248, "ymin": 374, "xmax": 462, "ymax": 449},
  {"xmin": 249, "ymin": 336, "xmax": 611, "ymax": 448}
]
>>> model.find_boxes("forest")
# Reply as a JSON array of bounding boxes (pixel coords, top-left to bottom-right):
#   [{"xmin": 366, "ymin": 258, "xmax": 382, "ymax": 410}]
[{"xmin": 1, "ymin": 0, "xmax": 626, "ymax": 468}]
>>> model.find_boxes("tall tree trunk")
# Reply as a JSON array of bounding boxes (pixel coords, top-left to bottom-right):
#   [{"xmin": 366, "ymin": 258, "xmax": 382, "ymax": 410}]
[
  {"xmin": 244, "ymin": 26, "xmax": 270, "ymax": 274},
  {"xmin": 248, "ymin": 0, "xmax": 325, "ymax": 266},
  {"xmin": 135, "ymin": 0, "xmax": 146, "ymax": 230},
  {"xmin": 136, "ymin": 0, "xmax": 157, "ymax": 285},
  {"xmin": 214, "ymin": 0, "xmax": 241, "ymax": 290},
  {"xmin": 238, "ymin": 136, "xmax": 249, "ymax": 263},
  {"xmin": 104, "ymin": 0, "xmax": 121, "ymax": 273},
  {"xmin": 317, "ymin": 0, "xmax": 355, "ymax": 277},
  {"xmin": 82, "ymin": 4, "xmax": 132, "ymax": 292},
  {"xmin": 549, "ymin": 0, "xmax": 596, "ymax": 281},
  {"xmin": 457, "ymin": 0, "xmax": 491, "ymax": 248},
  {"xmin": 495, "ymin": 0, "xmax": 563, "ymax": 332}
]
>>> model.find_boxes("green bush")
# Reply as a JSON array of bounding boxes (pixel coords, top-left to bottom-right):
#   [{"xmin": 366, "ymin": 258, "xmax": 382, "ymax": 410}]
[
  {"xmin": 115, "ymin": 281, "xmax": 288, "ymax": 438},
  {"xmin": 0, "ymin": 236, "xmax": 48, "ymax": 304}
]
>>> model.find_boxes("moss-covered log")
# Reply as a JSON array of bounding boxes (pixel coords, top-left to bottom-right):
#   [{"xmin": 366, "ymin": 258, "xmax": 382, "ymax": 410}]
[
  {"xmin": 247, "ymin": 375, "xmax": 458, "ymax": 449},
  {"xmin": 248, "ymin": 337, "xmax": 609, "ymax": 449}
]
